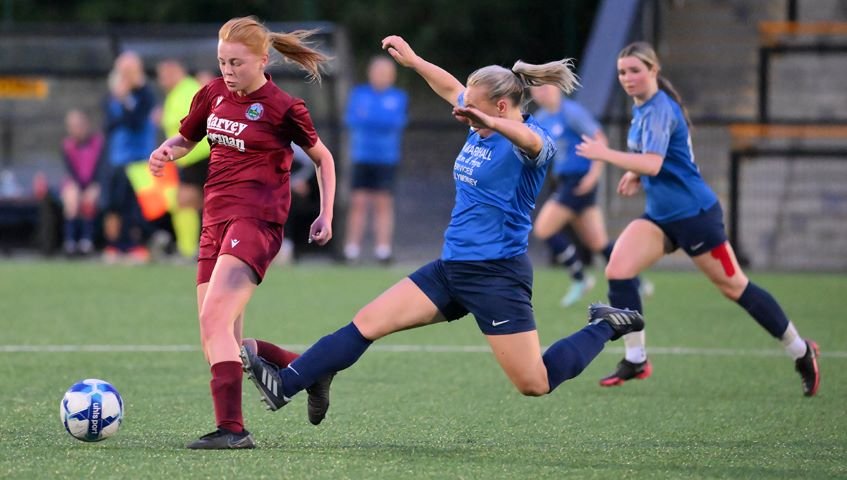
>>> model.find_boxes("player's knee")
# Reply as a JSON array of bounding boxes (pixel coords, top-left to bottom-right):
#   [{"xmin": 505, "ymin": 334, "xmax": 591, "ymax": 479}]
[
  {"xmin": 351, "ymin": 305, "xmax": 383, "ymax": 340},
  {"xmin": 532, "ymin": 227, "xmax": 549, "ymax": 241},
  {"xmin": 512, "ymin": 374, "xmax": 550, "ymax": 397},
  {"xmin": 198, "ymin": 310, "xmax": 225, "ymax": 341},
  {"xmin": 515, "ymin": 379, "xmax": 549, "ymax": 397},
  {"xmin": 715, "ymin": 279, "xmax": 745, "ymax": 300}
]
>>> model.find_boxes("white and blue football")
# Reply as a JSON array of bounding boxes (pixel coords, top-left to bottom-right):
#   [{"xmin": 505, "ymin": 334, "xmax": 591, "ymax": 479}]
[{"xmin": 59, "ymin": 379, "xmax": 123, "ymax": 442}]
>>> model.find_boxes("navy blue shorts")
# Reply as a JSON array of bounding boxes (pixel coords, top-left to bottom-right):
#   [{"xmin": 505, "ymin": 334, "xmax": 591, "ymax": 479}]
[
  {"xmin": 351, "ymin": 163, "xmax": 397, "ymax": 191},
  {"xmin": 643, "ymin": 202, "xmax": 727, "ymax": 257},
  {"xmin": 552, "ymin": 174, "xmax": 598, "ymax": 213},
  {"xmin": 408, "ymin": 254, "xmax": 537, "ymax": 336},
  {"xmin": 104, "ymin": 166, "xmax": 136, "ymax": 214}
]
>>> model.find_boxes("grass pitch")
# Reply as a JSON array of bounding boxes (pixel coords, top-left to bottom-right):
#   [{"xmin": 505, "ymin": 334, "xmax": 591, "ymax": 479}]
[{"xmin": 0, "ymin": 261, "xmax": 844, "ymax": 479}]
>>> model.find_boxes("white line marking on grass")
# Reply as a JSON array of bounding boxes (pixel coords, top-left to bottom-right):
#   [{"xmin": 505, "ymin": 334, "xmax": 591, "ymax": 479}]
[
  {"xmin": 1, "ymin": 344, "xmax": 845, "ymax": 358},
  {"xmin": 0, "ymin": 344, "xmax": 199, "ymax": 352}
]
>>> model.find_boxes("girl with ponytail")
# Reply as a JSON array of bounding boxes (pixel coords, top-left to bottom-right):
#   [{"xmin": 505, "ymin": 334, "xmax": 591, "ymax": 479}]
[
  {"xmin": 576, "ymin": 42, "xmax": 819, "ymax": 396},
  {"xmin": 239, "ymin": 35, "xmax": 645, "ymax": 427},
  {"xmin": 148, "ymin": 16, "xmax": 337, "ymax": 449}
]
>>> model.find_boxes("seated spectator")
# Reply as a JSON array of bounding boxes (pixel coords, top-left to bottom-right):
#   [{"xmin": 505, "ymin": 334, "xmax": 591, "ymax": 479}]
[{"xmin": 61, "ymin": 109, "xmax": 104, "ymax": 256}]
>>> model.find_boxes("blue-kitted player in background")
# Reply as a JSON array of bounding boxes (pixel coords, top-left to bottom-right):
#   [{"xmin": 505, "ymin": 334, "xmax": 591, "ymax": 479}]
[
  {"xmin": 343, "ymin": 56, "xmax": 408, "ymax": 264},
  {"xmin": 531, "ymin": 85, "xmax": 652, "ymax": 307},
  {"xmin": 239, "ymin": 35, "xmax": 645, "ymax": 425},
  {"xmin": 577, "ymin": 42, "xmax": 820, "ymax": 395}
]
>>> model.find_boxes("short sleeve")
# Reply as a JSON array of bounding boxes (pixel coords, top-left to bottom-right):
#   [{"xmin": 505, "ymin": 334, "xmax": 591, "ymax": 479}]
[
  {"xmin": 639, "ymin": 105, "xmax": 674, "ymax": 157},
  {"xmin": 281, "ymin": 101, "xmax": 318, "ymax": 149},
  {"xmin": 565, "ymin": 102, "xmax": 601, "ymax": 138},
  {"xmin": 514, "ymin": 123, "xmax": 556, "ymax": 168},
  {"xmin": 179, "ymin": 84, "xmax": 212, "ymax": 142},
  {"xmin": 457, "ymin": 91, "xmax": 466, "ymax": 107}
]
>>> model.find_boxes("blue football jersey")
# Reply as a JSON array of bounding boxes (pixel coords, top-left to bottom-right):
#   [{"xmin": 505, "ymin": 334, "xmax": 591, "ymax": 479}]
[
  {"xmin": 344, "ymin": 85, "xmax": 408, "ymax": 165},
  {"xmin": 442, "ymin": 93, "xmax": 556, "ymax": 261},
  {"xmin": 627, "ymin": 90, "xmax": 717, "ymax": 222},
  {"xmin": 534, "ymin": 99, "xmax": 601, "ymax": 176}
]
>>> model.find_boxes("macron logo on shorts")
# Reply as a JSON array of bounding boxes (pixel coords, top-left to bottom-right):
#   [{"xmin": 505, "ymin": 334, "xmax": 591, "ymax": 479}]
[{"xmin": 231, "ymin": 239, "xmax": 240, "ymax": 248}]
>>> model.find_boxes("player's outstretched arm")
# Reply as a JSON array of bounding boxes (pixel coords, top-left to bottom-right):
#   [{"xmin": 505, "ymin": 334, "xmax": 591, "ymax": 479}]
[
  {"xmin": 382, "ymin": 35, "xmax": 464, "ymax": 107},
  {"xmin": 576, "ymin": 135, "xmax": 663, "ymax": 176},
  {"xmin": 452, "ymin": 106, "xmax": 544, "ymax": 158},
  {"xmin": 148, "ymin": 134, "xmax": 198, "ymax": 177},
  {"xmin": 303, "ymin": 138, "xmax": 336, "ymax": 245}
]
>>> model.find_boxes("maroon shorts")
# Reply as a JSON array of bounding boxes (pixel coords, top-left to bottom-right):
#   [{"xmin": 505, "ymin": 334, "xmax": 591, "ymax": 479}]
[{"xmin": 197, "ymin": 217, "xmax": 283, "ymax": 285}]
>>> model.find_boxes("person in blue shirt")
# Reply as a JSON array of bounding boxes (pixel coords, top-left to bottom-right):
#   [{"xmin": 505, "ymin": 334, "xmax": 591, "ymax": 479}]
[
  {"xmin": 103, "ymin": 51, "xmax": 157, "ymax": 263},
  {"xmin": 576, "ymin": 42, "xmax": 820, "ymax": 396},
  {"xmin": 343, "ymin": 56, "xmax": 408, "ymax": 264},
  {"xmin": 237, "ymin": 36, "xmax": 645, "ymax": 426},
  {"xmin": 531, "ymin": 86, "xmax": 653, "ymax": 307}
]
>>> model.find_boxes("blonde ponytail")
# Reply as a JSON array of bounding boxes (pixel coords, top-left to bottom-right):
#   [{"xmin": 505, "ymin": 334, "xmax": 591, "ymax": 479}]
[
  {"xmin": 511, "ymin": 59, "xmax": 580, "ymax": 95},
  {"xmin": 468, "ymin": 58, "xmax": 579, "ymax": 110}
]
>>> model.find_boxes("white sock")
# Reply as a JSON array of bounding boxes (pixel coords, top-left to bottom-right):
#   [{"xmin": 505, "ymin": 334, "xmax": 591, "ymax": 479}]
[
  {"xmin": 623, "ymin": 330, "xmax": 647, "ymax": 363},
  {"xmin": 344, "ymin": 244, "xmax": 360, "ymax": 260},
  {"xmin": 374, "ymin": 244, "xmax": 392, "ymax": 260},
  {"xmin": 781, "ymin": 322, "xmax": 807, "ymax": 359}
]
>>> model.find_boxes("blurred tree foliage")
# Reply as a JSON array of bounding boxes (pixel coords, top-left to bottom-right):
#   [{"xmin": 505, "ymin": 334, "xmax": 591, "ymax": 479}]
[{"xmin": 9, "ymin": 0, "xmax": 598, "ymax": 81}]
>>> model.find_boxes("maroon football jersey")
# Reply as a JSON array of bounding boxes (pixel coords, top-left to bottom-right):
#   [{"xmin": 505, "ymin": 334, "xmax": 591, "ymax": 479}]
[{"xmin": 180, "ymin": 75, "xmax": 318, "ymax": 226}]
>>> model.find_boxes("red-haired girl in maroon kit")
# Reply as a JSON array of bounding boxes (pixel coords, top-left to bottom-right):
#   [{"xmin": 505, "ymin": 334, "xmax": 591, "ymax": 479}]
[{"xmin": 149, "ymin": 16, "xmax": 336, "ymax": 449}]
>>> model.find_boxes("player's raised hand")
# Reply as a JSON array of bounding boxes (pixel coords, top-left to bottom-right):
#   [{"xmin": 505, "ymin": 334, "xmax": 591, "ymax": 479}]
[
  {"xmin": 148, "ymin": 145, "xmax": 173, "ymax": 177},
  {"xmin": 382, "ymin": 36, "xmax": 418, "ymax": 68},
  {"xmin": 309, "ymin": 213, "xmax": 333, "ymax": 246}
]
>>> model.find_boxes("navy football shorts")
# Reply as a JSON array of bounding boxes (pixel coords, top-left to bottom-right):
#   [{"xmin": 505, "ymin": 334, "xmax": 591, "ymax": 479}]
[
  {"xmin": 552, "ymin": 173, "xmax": 598, "ymax": 213},
  {"xmin": 351, "ymin": 163, "xmax": 397, "ymax": 192},
  {"xmin": 643, "ymin": 201, "xmax": 728, "ymax": 257},
  {"xmin": 409, "ymin": 253, "xmax": 537, "ymax": 335}
]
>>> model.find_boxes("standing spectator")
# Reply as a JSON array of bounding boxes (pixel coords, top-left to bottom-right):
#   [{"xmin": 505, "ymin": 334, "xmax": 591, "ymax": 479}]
[
  {"xmin": 343, "ymin": 55, "xmax": 408, "ymax": 264},
  {"xmin": 157, "ymin": 59, "xmax": 211, "ymax": 260},
  {"xmin": 60, "ymin": 109, "xmax": 104, "ymax": 256},
  {"xmin": 103, "ymin": 51, "xmax": 157, "ymax": 263}
]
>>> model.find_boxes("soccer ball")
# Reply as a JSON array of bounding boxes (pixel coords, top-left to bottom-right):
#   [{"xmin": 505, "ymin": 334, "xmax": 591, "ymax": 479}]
[{"xmin": 59, "ymin": 379, "xmax": 123, "ymax": 442}]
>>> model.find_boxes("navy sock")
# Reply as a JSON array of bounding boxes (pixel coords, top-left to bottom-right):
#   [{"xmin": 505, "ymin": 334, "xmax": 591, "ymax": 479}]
[
  {"xmin": 64, "ymin": 219, "xmax": 77, "ymax": 244},
  {"xmin": 601, "ymin": 242, "xmax": 614, "ymax": 261},
  {"xmin": 81, "ymin": 219, "xmax": 95, "ymax": 242},
  {"xmin": 547, "ymin": 233, "xmax": 584, "ymax": 281},
  {"xmin": 279, "ymin": 322, "xmax": 372, "ymax": 399},
  {"xmin": 608, "ymin": 278, "xmax": 642, "ymax": 314},
  {"xmin": 543, "ymin": 322, "xmax": 614, "ymax": 392},
  {"xmin": 736, "ymin": 282, "xmax": 789, "ymax": 338}
]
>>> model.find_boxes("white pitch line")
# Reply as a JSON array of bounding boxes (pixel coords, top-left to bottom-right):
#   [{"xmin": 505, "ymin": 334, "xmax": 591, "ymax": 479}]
[{"xmin": 1, "ymin": 344, "xmax": 845, "ymax": 358}]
